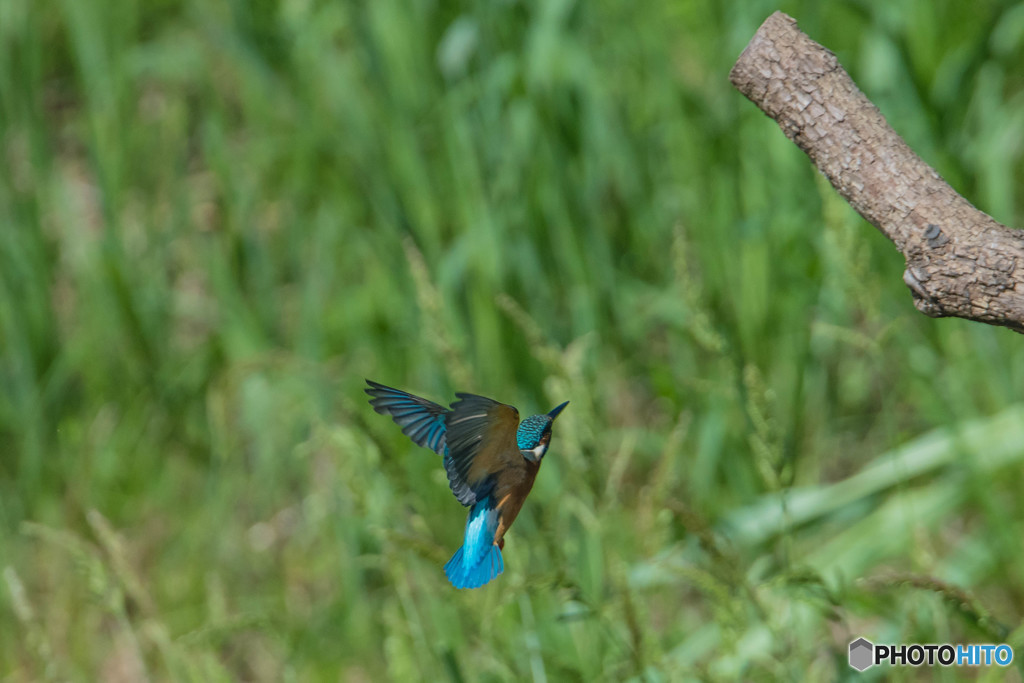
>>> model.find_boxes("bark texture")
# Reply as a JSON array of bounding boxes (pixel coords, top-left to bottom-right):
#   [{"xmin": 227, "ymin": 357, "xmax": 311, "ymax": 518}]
[{"xmin": 730, "ymin": 11, "xmax": 1024, "ymax": 333}]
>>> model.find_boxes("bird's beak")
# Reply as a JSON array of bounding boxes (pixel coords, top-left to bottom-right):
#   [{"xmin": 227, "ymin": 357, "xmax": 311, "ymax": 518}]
[{"xmin": 547, "ymin": 401, "xmax": 569, "ymax": 420}]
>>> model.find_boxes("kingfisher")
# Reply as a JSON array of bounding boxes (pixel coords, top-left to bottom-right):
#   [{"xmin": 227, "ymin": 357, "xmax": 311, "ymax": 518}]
[{"xmin": 365, "ymin": 379, "xmax": 569, "ymax": 589}]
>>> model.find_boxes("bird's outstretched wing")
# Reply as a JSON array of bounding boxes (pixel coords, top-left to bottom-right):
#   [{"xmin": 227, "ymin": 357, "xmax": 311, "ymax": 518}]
[
  {"xmin": 365, "ymin": 380, "xmax": 449, "ymax": 456},
  {"xmin": 444, "ymin": 393, "xmax": 521, "ymax": 506}
]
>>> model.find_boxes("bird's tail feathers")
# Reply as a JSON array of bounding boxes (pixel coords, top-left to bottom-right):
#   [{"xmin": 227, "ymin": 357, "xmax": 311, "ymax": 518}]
[{"xmin": 444, "ymin": 543, "xmax": 503, "ymax": 589}]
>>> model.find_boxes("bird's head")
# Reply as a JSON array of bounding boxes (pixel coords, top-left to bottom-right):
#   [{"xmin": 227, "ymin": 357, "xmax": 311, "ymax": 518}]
[{"xmin": 517, "ymin": 400, "xmax": 569, "ymax": 463}]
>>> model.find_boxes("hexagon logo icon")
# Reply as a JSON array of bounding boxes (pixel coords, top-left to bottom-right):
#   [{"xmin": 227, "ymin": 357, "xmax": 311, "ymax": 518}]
[{"xmin": 849, "ymin": 638, "xmax": 874, "ymax": 671}]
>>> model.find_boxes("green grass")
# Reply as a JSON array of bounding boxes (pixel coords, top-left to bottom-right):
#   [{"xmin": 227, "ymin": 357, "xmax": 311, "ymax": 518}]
[{"xmin": 2, "ymin": 0, "xmax": 1024, "ymax": 679}]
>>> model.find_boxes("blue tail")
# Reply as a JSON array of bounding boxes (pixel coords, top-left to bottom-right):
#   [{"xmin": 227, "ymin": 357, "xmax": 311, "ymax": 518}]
[{"xmin": 444, "ymin": 543, "xmax": 504, "ymax": 589}]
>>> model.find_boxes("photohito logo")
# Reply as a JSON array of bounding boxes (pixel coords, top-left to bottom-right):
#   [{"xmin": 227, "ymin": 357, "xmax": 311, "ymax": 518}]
[{"xmin": 848, "ymin": 637, "xmax": 1013, "ymax": 671}]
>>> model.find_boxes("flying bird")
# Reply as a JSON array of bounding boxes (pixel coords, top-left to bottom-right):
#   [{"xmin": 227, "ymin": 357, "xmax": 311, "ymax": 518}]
[{"xmin": 365, "ymin": 379, "xmax": 569, "ymax": 589}]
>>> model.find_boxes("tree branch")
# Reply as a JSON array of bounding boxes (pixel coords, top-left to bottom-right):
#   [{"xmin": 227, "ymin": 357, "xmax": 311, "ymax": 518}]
[{"xmin": 730, "ymin": 11, "xmax": 1024, "ymax": 333}]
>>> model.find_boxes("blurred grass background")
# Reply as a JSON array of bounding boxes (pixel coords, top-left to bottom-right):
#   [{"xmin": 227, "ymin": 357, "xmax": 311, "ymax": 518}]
[{"xmin": 2, "ymin": 0, "xmax": 1024, "ymax": 679}]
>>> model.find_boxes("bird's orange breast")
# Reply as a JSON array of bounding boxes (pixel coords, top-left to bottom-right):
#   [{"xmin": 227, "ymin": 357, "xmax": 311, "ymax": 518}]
[{"xmin": 493, "ymin": 459, "xmax": 541, "ymax": 546}]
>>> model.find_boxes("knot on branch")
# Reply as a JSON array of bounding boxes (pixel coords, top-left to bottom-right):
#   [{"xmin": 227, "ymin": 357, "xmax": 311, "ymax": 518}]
[{"xmin": 902, "ymin": 267, "xmax": 945, "ymax": 318}]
